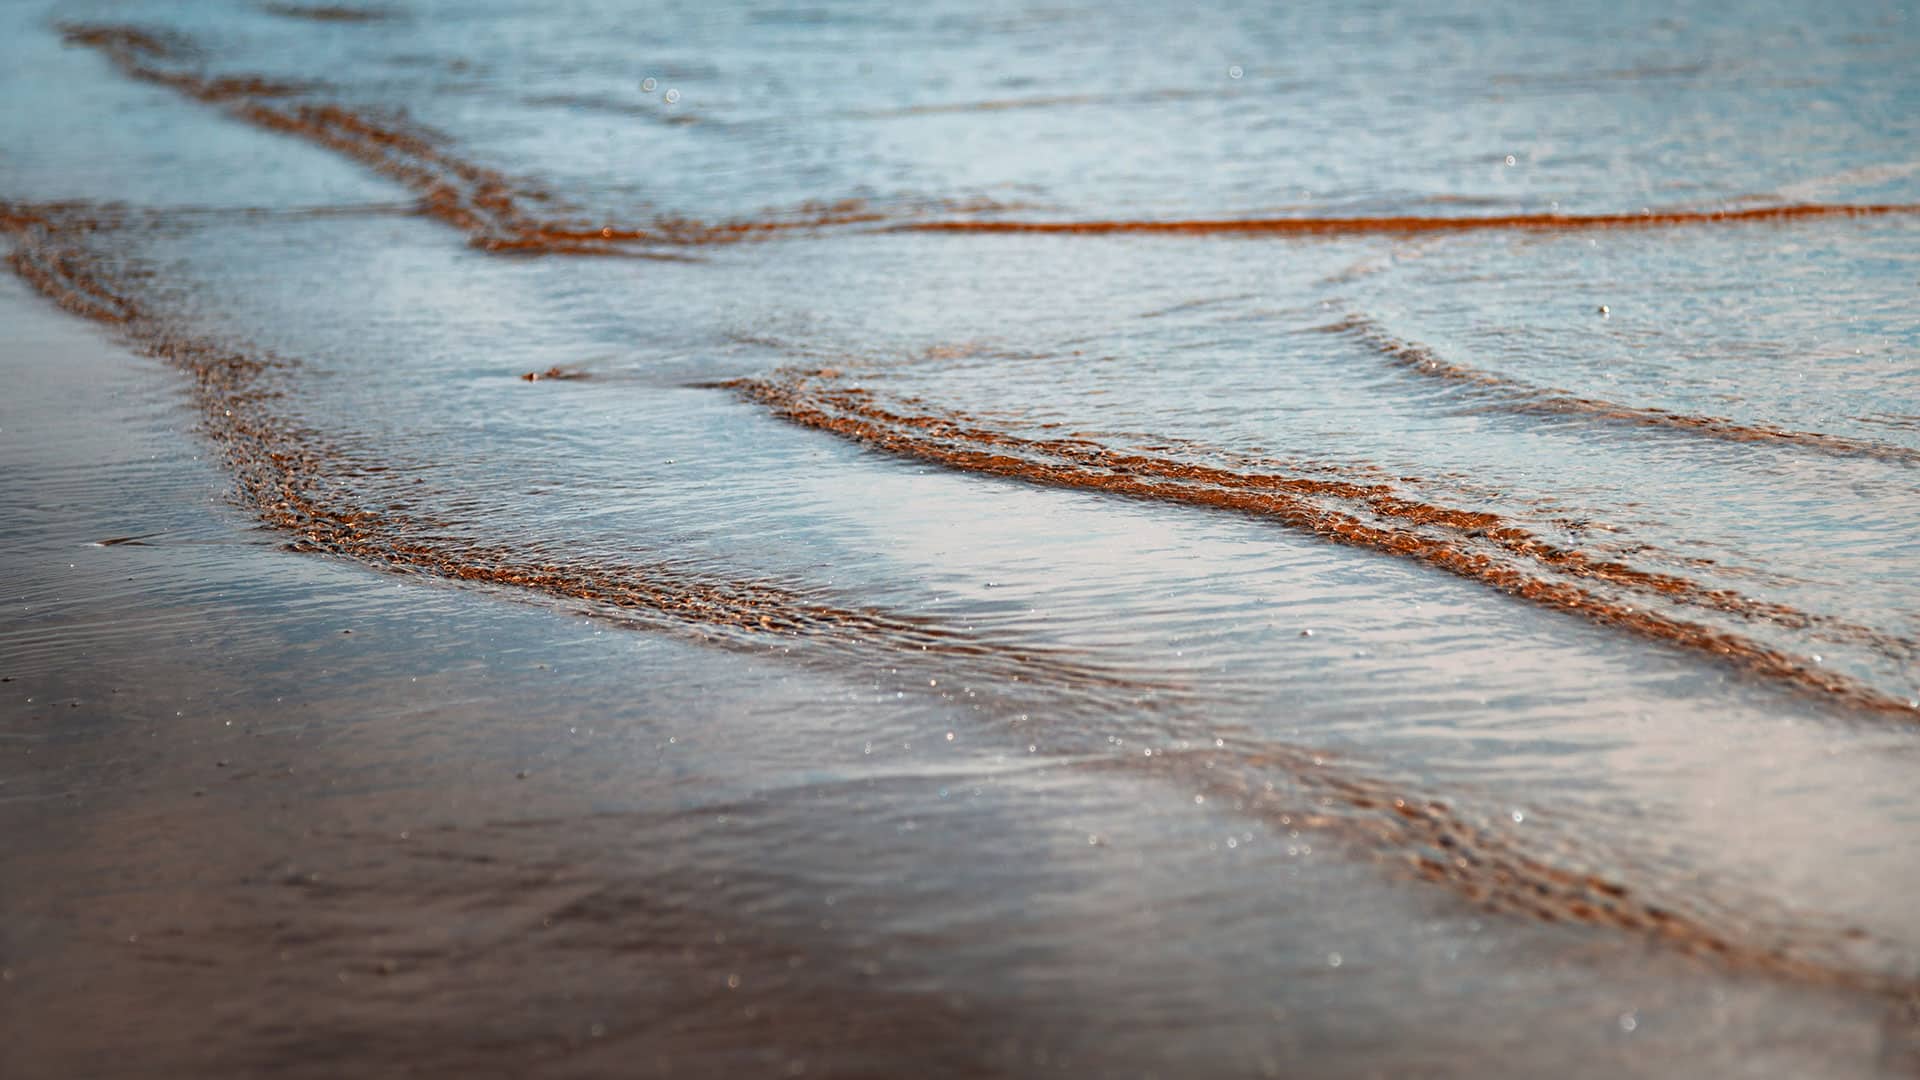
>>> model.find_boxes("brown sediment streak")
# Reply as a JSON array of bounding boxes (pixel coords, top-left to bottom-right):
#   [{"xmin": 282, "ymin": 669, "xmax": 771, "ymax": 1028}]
[
  {"xmin": 1088, "ymin": 745, "xmax": 1917, "ymax": 999},
  {"xmin": 743, "ymin": 365, "xmax": 1917, "ymax": 663},
  {"xmin": 0, "ymin": 206, "xmax": 1154, "ymax": 702},
  {"xmin": 1318, "ymin": 313, "xmax": 1920, "ymax": 466},
  {"xmin": 6, "ymin": 243, "xmax": 141, "ymax": 324},
  {"xmin": 519, "ymin": 365, "xmax": 587, "ymax": 382},
  {"xmin": 728, "ymin": 369, "xmax": 1920, "ymax": 716},
  {"xmin": 63, "ymin": 23, "xmax": 1916, "ymax": 258},
  {"xmin": 59, "ymin": 26, "xmax": 313, "ymax": 97},
  {"xmin": 1, "ymin": 204, "xmax": 142, "ymax": 323},
  {"xmin": 58, "ymin": 24, "xmax": 885, "ymax": 254},
  {"xmin": 901, "ymin": 203, "xmax": 1920, "ymax": 236}
]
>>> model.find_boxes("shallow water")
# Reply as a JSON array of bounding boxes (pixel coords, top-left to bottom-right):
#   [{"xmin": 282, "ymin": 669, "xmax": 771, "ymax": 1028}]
[{"xmin": 2, "ymin": 0, "xmax": 1918, "ymax": 1075}]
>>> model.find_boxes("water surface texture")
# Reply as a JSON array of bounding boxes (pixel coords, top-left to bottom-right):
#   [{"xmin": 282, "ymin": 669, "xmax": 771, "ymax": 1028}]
[{"xmin": 2, "ymin": 1, "xmax": 1918, "ymax": 1076}]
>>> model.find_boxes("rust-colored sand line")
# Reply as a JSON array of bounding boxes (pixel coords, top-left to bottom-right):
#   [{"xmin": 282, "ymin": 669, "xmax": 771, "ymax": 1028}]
[
  {"xmin": 1084, "ymin": 745, "xmax": 1918, "ymax": 1000},
  {"xmin": 59, "ymin": 24, "xmax": 885, "ymax": 254},
  {"xmin": 727, "ymin": 368, "xmax": 1916, "ymax": 662},
  {"xmin": 61, "ymin": 24, "xmax": 1916, "ymax": 259},
  {"xmin": 729, "ymin": 371, "xmax": 1920, "ymax": 717},
  {"xmin": 2, "ymin": 203, "xmax": 143, "ymax": 323},
  {"xmin": 900, "ymin": 203, "xmax": 1920, "ymax": 236},
  {"xmin": 0, "ymin": 205, "xmax": 1160, "ymax": 703},
  {"xmin": 1318, "ymin": 313, "xmax": 1920, "ymax": 466},
  {"xmin": 728, "ymin": 338, "xmax": 1887, "ymax": 619}
]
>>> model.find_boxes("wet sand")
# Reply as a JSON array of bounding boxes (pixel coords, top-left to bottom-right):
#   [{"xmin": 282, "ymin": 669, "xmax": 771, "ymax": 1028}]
[{"xmin": 3, "ymin": 276, "xmax": 1917, "ymax": 1077}]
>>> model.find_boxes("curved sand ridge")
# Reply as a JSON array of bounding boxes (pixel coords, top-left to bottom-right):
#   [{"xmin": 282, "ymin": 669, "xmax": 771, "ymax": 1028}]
[
  {"xmin": 58, "ymin": 23, "xmax": 1920, "ymax": 254},
  {"xmin": 1315, "ymin": 313, "xmax": 1920, "ymax": 466},
  {"xmin": 727, "ymin": 366, "xmax": 1920, "ymax": 718},
  {"xmin": 0, "ymin": 202, "xmax": 1163, "ymax": 710}
]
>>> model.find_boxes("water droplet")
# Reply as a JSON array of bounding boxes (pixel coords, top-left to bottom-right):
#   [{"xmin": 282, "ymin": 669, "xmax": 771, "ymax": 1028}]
[
  {"xmin": 1505, "ymin": 154, "xmax": 1517, "ymax": 166},
  {"xmin": 727, "ymin": 973, "xmax": 741, "ymax": 989},
  {"xmin": 1327, "ymin": 952, "xmax": 1342, "ymax": 968},
  {"xmin": 1511, "ymin": 809, "xmax": 1525, "ymax": 823},
  {"xmin": 664, "ymin": 88, "xmax": 681, "ymax": 104},
  {"xmin": 1228, "ymin": 65, "xmax": 1243, "ymax": 79},
  {"xmin": 945, "ymin": 731, "xmax": 955, "ymax": 741},
  {"xmin": 642, "ymin": 77, "xmax": 657, "ymax": 93},
  {"xmin": 1618, "ymin": 1012, "xmax": 1637, "ymax": 1032}
]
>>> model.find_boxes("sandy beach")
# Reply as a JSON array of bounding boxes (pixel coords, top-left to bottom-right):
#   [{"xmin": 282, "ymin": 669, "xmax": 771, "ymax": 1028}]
[{"xmin": 4, "ymin": 1, "xmax": 1920, "ymax": 1075}]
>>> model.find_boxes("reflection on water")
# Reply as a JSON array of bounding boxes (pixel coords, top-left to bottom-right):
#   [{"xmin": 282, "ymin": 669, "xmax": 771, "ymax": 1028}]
[{"xmin": 3, "ymin": 0, "xmax": 1919, "ymax": 1075}]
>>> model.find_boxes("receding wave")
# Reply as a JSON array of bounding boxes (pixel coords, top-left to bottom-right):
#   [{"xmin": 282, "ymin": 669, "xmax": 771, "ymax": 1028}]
[
  {"xmin": 11, "ymin": 201, "xmax": 1920, "ymax": 1004},
  {"xmin": 60, "ymin": 23, "xmax": 1920, "ymax": 260},
  {"xmin": 60, "ymin": 24, "xmax": 884, "ymax": 254},
  {"xmin": 1316, "ymin": 313, "xmax": 1920, "ymax": 465},
  {"xmin": 0, "ymin": 203, "xmax": 1162, "ymax": 706},
  {"xmin": 727, "ymin": 366, "xmax": 1920, "ymax": 717}
]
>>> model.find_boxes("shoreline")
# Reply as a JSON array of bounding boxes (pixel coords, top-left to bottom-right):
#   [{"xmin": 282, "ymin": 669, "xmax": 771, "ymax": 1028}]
[
  {"xmin": 6, "ymin": 2, "xmax": 1920, "ymax": 1074},
  {"xmin": 2, "ymin": 275, "xmax": 1915, "ymax": 1078}
]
